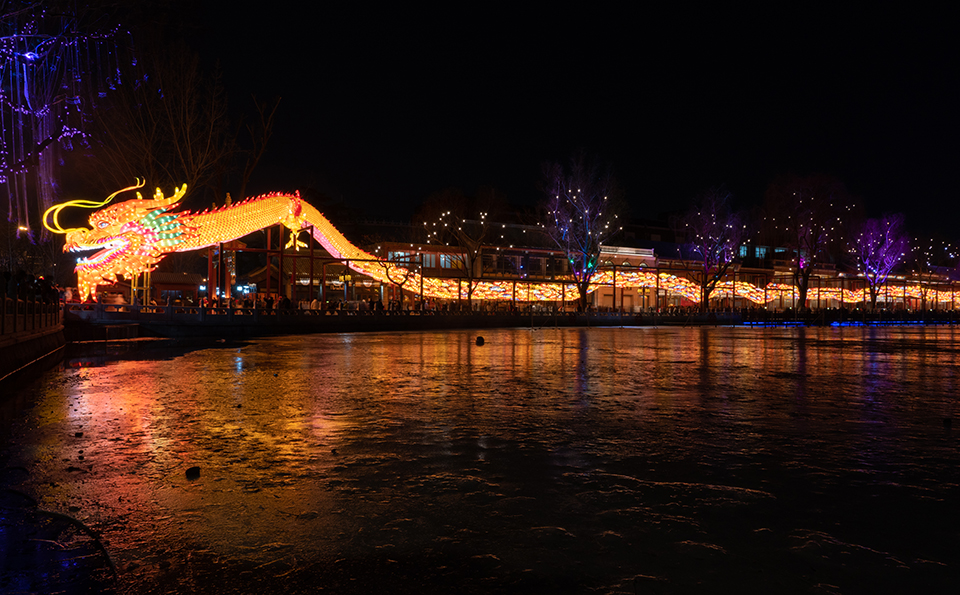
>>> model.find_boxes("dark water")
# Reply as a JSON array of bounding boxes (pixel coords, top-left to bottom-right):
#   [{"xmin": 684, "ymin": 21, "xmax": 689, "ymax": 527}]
[{"xmin": 2, "ymin": 327, "xmax": 959, "ymax": 593}]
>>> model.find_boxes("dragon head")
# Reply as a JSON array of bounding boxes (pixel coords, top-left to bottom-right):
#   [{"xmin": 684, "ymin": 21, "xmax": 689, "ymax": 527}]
[{"xmin": 44, "ymin": 181, "xmax": 196, "ymax": 301}]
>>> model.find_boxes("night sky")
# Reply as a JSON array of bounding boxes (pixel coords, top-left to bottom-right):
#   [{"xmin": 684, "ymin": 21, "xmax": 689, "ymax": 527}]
[{"xmin": 198, "ymin": 5, "xmax": 958, "ymax": 231}]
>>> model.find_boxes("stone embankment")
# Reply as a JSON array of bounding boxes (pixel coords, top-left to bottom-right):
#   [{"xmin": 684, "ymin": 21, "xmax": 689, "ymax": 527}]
[
  {"xmin": 63, "ymin": 302, "xmax": 744, "ymax": 338},
  {"xmin": 0, "ymin": 297, "xmax": 64, "ymax": 383}
]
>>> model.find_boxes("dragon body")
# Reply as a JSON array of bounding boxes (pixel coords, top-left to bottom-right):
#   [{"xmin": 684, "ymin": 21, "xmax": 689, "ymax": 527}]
[{"xmin": 45, "ymin": 183, "xmax": 959, "ymax": 306}]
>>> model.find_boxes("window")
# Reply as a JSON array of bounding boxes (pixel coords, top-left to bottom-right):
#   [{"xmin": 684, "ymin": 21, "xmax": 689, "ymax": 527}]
[
  {"xmin": 499, "ymin": 255, "xmax": 520, "ymax": 275},
  {"xmin": 527, "ymin": 257, "xmax": 543, "ymax": 276}
]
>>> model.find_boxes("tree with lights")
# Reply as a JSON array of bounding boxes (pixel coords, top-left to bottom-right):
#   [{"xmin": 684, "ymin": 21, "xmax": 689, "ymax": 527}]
[
  {"xmin": 416, "ymin": 186, "xmax": 507, "ymax": 308},
  {"xmin": 1, "ymin": 1, "xmax": 126, "ymax": 241},
  {"xmin": 681, "ymin": 187, "xmax": 747, "ymax": 310},
  {"xmin": 850, "ymin": 213, "xmax": 909, "ymax": 310},
  {"xmin": 762, "ymin": 175, "xmax": 857, "ymax": 310},
  {"xmin": 538, "ymin": 154, "xmax": 624, "ymax": 311},
  {"xmin": 370, "ymin": 241, "xmax": 420, "ymax": 306},
  {"xmin": 906, "ymin": 234, "xmax": 958, "ymax": 311}
]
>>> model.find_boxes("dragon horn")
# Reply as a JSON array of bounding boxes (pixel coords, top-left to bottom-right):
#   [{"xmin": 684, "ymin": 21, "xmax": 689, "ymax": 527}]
[
  {"xmin": 152, "ymin": 184, "xmax": 188, "ymax": 207},
  {"xmin": 132, "ymin": 184, "xmax": 188, "ymax": 211},
  {"xmin": 43, "ymin": 179, "xmax": 147, "ymax": 235}
]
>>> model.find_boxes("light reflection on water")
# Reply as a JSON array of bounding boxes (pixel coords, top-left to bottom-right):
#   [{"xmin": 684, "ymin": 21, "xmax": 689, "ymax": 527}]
[{"xmin": 2, "ymin": 326, "xmax": 959, "ymax": 593}]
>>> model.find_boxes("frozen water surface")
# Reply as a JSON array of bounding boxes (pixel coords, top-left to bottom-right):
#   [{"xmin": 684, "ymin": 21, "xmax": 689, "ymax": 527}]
[{"xmin": 2, "ymin": 326, "xmax": 959, "ymax": 593}]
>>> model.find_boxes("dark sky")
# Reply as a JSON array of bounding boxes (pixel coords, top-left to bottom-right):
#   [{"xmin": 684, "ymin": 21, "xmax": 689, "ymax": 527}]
[{"xmin": 197, "ymin": 4, "xmax": 959, "ymax": 231}]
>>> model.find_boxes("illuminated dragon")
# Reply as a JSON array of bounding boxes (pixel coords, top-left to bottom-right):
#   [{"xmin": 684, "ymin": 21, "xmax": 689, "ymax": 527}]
[
  {"xmin": 43, "ymin": 180, "xmax": 419, "ymax": 301},
  {"xmin": 43, "ymin": 182, "xmax": 950, "ymax": 305}
]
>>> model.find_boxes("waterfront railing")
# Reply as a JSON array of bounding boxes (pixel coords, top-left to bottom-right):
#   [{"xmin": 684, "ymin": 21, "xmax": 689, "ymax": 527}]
[
  {"xmin": 1, "ymin": 297, "xmax": 63, "ymax": 337},
  {"xmin": 61, "ymin": 302, "xmax": 960, "ymax": 333}
]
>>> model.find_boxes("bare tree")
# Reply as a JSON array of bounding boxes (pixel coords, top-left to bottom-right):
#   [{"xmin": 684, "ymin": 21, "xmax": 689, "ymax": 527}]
[
  {"xmin": 538, "ymin": 154, "xmax": 624, "ymax": 310},
  {"xmin": 850, "ymin": 214, "xmax": 909, "ymax": 309},
  {"xmin": 368, "ymin": 242, "xmax": 420, "ymax": 306},
  {"xmin": 681, "ymin": 187, "xmax": 747, "ymax": 310},
  {"xmin": 762, "ymin": 175, "xmax": 857, "ymax": 309},
  {"xmin": 907, "ymin": 234, "xmax": 957, "ymax": 311},
  {"xmin": 416, "ymin": 187, "xmax": 506, "ymax": 306},
  {"xmin": 237, "ymin": 95, "xmax": 281, "ymax": 201},
  {"xmin": 82, "ymin": 40, "xmax": 234, "ymax": 205}
]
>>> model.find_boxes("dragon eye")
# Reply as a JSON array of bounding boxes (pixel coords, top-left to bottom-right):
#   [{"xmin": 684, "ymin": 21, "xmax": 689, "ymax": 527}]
[{"xmin": 97, "ymin": 221, "xmax": 108, "ymax": 229}]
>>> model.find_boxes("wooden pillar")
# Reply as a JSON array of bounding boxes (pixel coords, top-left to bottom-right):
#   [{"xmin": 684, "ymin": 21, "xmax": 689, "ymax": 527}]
[
  {"xmin": 218, "ymin": 242, "xmax": 224, "ymax": 299},
  {"xmin": 204, "ymin": 249, "xmax": 212, "ymax": 300},
  {"xmin": 763, "ymin": 277, "xmax": 768, "ymax": 311},
  {"xmin": 656, "ymin": 267, "xmax": 660, "ymax": 312},
  {"xmin": 309, "ymin": 226, "xmax": 315, "ymax": 300},
  {"xmin": 613, "ymin": 265, "xmax": 618, "ymax": 312},
  {"xmin": 278, "ymin": 225, "xmax": 285, "ymax": 299},
  {"xmin": 265, "ymin": 228, "xmax": 272, "ymax": 298}
]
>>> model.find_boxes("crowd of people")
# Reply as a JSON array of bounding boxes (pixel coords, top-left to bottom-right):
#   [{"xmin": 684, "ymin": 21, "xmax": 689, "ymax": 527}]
[{"xmin": 3, "ymin": 270, "xmax": 62, "ymax": 304}]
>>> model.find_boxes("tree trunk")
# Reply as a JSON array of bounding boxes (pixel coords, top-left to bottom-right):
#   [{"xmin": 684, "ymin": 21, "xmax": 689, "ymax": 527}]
[
  {"xmin": 795, "ymin": 268, "xmax": 811, "ymax": 311},
  {"xmin": 466, "ymin": 281, "xmax": 476, "ymax": 311},
  {"xmin": 577, "ymin": 279, "xmax": 591, "ymax": 311},
  {"xmin": 869, "ymin": 284, "xmax": 880, "ymax": 310}
]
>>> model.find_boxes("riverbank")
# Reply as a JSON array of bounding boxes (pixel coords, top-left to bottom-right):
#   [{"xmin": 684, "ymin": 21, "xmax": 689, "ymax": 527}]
[
  {"xmin": 64, "ymin": 303, "xmax": 744, "ymax": 338},
  {"xmin": 63, "ymin": 302, "xmax": 960, "ymax": 339}
]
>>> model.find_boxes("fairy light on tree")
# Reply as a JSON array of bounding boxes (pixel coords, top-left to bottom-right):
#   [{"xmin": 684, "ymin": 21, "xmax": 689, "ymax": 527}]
[
  {"xmin": 681, "ymin": 187, "xmax": 746, "ymax": 311},
  {"xmin": 370, "ymin": 243, "xmax": 419, "ymax": 305},
  {"xmin": 762, "ymin": 175, "xmax": 857, "ymax": 310},
  {"xmin": 1, "ymin": 1, "xmax": 127, "ymax": 240},
  {"xmin": 906, "ymin": 234, "xmax": 956, "ymax": 311},
  {"xmin": 850, "ymin": 213, "xmax": 909, "ymax": 310},
  {"xmin": 538, "ymin": 153, "xmax": 624, "ymax": 311},
  {"xmin": 416, "ymin": 186, "xmax": 506, "ymax": 308}
]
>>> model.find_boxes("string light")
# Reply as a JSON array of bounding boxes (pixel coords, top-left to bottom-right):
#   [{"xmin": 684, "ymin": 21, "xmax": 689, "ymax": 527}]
[{"xmin": 2, "ymin": 6, "xmax": 128, "ymax": 240}]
